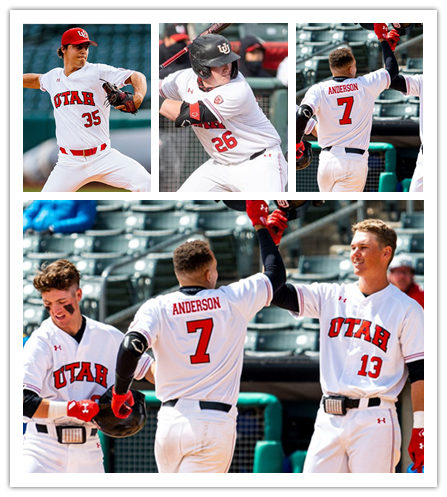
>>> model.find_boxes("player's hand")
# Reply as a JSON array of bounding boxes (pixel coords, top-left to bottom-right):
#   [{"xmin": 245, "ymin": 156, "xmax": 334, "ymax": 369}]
[
  {"xmin": 111, "ymin": 387, "xmax": 134, "ymax": 419},
  {"xmin": 67, "ymin": 399, "xmax": 100, "ymax": 422},
  {"xmin": 246, "ymin": 200, "xmax": 269, "ymax": 228},
  {"xmin": 408, "ymin": 428, "xmax": 424, "ymax": 473},
  {"xmin": 266, "ymin": 209, "xmax": 288, "ymax": 246},
  {"xmin": 386, "ymin": 29, "xmax": 400, "ymax": 51},
  {"xmin": 374, "ymin": 23, "xmax": 389, "ymax": 41},
  {"xmin": 296, "ymin": 141, "xmax": 305, "ymax": 160}
]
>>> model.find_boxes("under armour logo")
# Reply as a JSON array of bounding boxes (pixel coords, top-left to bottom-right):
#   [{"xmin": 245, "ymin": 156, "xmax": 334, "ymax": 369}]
[
  {"xmin": 217, "ymin": 42, "xmax": 231, "ymax": 54},
  {"xmin": 54, "ymin": 345, "xmax": 62, "ymax": 351},
  {"xmin": 82, "ymin": 402, "xmax": 89, "ymax": 414},
  {"xmin": 338, "ymin": 296, "xmax": 347, "ymax": 303},
  {"xmin": 377, "ymin": 418, "xmax": 386, "ymax": 424},
  {"xmin": 419, "ymin": 442, "xmax": 424, "ymax": 450},
  {"xmin": 187, "ymin": 88, "xmax": 194, "ymax": 94}
]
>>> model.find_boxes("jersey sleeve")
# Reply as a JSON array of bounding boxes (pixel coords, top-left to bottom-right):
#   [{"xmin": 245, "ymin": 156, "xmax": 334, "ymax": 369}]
[
  {"xmin": 97, "ymin": 63, "xmax": 134, "ymax": 88},
  {"xmin": 301, "ymin": 84, "xmax": 320, "ymax": 115},
  {"xmin": 127, "ymin": 299, "xmax": 160, "ymax": 348},
  {"xmin": 362, "ymin": 68, "xmax": 391, "ymax": 98},
  {"xmin": 224, "ymin": 273, "xmax": 273, "ymax": 320},
  {"xmin": 134, "ymin": 353, "xmax": 154, "ymax": 380},
  {"xmin": 23, "ymin": 333, "xmax": 52, "ymax": 395},
  {"xmin": 400, "ymin": 300, "xmax": 424, "ymax": 364},
  {"xmin": 201, "ymin": 79, "xmax": 254, "ymax": 122},
  {"xmin": 291, "ymin": 282, "xmax": 326, "ymax": 318},
  {"xmin": 159, "ymin": 70, "xmax": 183, "ymax": 100},
  {"xmin": 404, "ymin": 74, "xmax": 423, "ymax": 97}
]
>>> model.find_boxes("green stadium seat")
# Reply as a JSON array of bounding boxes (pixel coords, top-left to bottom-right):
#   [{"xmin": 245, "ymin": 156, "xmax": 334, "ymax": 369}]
[
  {"xmin": 375, "ymin": 102, "xmax": 419, "ymax": 120},
  {"xmin": 299, "ymin": 23, "xmax": 333, "ymax": 31},
  {"xmin": 37, "ymin": 234, "xmax": 79, "ymax": 255},
  {"xmin": 400, "ymin": 212, "xmax": 424, "ymax": 229},
  {"xmin": 377, "ymin": 89, "xmax": 407, "ymax": 104},
  {"xmin": 23, "ymin": 252, "xmax": 68, "ymax": 278},
  {"xmin": 73, "ymin": 233, "xmax": 132, "ymax": 255},
  {"xmin": 249, "ymin": 305, "xmax": 298, "ymax": 332},
  {"xmin": 396, "ymin": 232, "xmax": 424, "ymax": 254},
  {"xmin": 73, "ymin": 252, "xmax": 126, "ymax": 276},
  {"xmin": 333, "ymin": 23, "xmax": 362, "ymax": 31},
  {"xmin": 406, "ymin": 57, "xmax": 423, "ymax": 72},
  {"xmin": 129, "ymin": 201, "xmax": 177, "ymax": 213},
  {"xmin": 23, "ymin": 303, "xmax": 48, "ymax": 336},
  {"xmin": 181, "ymin": 200, "xmax": 227, "ymax": 212},
  {"xmin": 298, "ymin": 255, "xmax": 352, "ymax": 280},
  {"xmin": 239, "ymin": 23, "xmax": 288, "ymax": 42}
]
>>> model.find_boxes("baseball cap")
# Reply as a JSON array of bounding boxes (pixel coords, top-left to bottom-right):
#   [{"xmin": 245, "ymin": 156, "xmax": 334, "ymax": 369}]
[
  {"xmin": 389, "ymin": 254, "xmax": 415, "ymax": 271},
  {"xmin": 164, "ymin": 24, "xmax": 189, "ymax": 42},
  {"xmin": 61, "ymin": 27, "xmax": 98, "ymax": 47}
]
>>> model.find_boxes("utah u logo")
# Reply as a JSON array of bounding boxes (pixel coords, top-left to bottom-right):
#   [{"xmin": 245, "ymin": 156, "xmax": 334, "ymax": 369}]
[
  {"xmin": 217, "ymin": 43, "xmax": 231, "ymax": 54},
  {"xmin": 78, "ymin": 29, "xmax": 89, "ymax": 39}
]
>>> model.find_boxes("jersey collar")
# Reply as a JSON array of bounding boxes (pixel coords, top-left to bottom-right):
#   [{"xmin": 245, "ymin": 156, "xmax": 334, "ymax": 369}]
[
  {"xmin": 179, "ymin": 286, "xmax": 208, "ymax": 295},
  {"xmin": 333, "ymin": 76, "xmax": 350, "ymax": 82},
  {"xmin": 73, "ymin": 316, "xmax": 87, "ymax": 344}
]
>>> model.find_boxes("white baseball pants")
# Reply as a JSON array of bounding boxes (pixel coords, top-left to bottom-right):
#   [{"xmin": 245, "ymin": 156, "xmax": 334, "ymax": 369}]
[{"xmin": 409, "ymin": 147, "xmax": 423, "ymax": 192}]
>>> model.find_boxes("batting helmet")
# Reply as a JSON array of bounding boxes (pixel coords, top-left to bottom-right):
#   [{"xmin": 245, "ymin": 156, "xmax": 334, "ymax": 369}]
[
  {"xmin": 296, "ymin": 141, "xmax": 313, "ymax": 171},
  {"xmin": 189, "ymin": 34, "xmax": 240, "ymax": 80},
  {"xmin": 274, "ymin": 200, "xmax": 325, "ymax": 221},
  {"xmin": 93, "ymin": 387, "xmax": 147, "ymax": 438}
]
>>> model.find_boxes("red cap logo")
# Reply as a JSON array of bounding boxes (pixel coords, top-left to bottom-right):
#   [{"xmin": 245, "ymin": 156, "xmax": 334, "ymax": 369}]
[{"xmin": 61, "ymin": 28, "xmax": 98, "ymax": 47}]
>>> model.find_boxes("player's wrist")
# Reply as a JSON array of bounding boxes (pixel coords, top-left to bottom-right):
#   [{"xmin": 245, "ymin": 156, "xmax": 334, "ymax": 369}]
[
  {"xmin": 47, "ymin": 400, "xmax": 68, "ymax": 418},
  {"xmin": 413, "ymin": 411, "xmax": 424, "ymax": 428}
]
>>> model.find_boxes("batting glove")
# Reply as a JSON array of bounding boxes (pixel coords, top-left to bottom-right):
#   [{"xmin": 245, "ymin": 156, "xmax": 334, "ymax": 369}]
[
  {"xmin": 296, "ymin": 141, "xmax": 305, "ymax": 160},
  {"xmin": 266, "ymin": 209, "xmax": 289, "ymax": 246},
  {"xmin": 408, "ymin": 427, "xmax": 424, "ymax": 473},
  {"xmin": 111, "ymin": 387, "xmax": 134, "ymax": 419},
  {"xmin": 386, "ymin": 29, "xmax": 401, "ymax": 51},
  {"xmin": 246, "ymin": 200, "xmax": 270, "ymax": 228},
  {"xmin": 374, "ymin": 23, "xmax": 389, "ymax": 41},
  {"xmin": 67, "ymin": 399, "xmax": 99, "ymax": 422}
]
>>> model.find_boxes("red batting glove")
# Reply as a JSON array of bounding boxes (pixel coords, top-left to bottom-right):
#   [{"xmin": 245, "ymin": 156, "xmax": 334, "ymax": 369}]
[
  {"xmin": 111, "ymin": 387, "xmax": 134, "ymax": 419},
  {"xmin": 246, "ymin": 200, "xmax": 270, "ymax": 228},
  {"xmin": 266, "ymin": 209, "xmax": 288, "ymax": 246},
  {"xmin": 408, "ymin": 428, "xmax": 424, "ymax": 473},
  {"xmin": 386, "ymin": 29, "xmax": 400, "ymax": 51},
  {"xmin": 374, "ymin": 23, "xmax": 389, "ymax": 41},
  {"xmin": 67, "ymin": 399, "xmax": 99, "ymax": 422},
  {"xmin": 296, "ymin": 141, "xmax": 305, "ymax": 160}
]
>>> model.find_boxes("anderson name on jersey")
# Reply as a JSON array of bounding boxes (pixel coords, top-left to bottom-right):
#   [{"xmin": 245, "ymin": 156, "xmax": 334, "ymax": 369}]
[
  {"xmin": 159, "ymin": 69, "xmax": 281, "ymax": 165},
  {"xmin": 302, "ymin": 68, "xmax": 390, "ymax": 150},
  {"xmin": 292, "ymin": 281, "xmax": 423, "ymax": 401},
  {"xmin": 127, "ymin": 273, "xmax": 273, "ymax": 405},
  {"xmin": 23, "ymin": 316, "xmax": 152, "ymax": 424},
  {"xmin": 40, "ymin": 62, "xmax": 134, "ymax": 150}
]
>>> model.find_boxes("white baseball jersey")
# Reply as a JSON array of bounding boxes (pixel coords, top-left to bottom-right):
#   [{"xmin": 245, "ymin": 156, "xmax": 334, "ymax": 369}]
[
  {"xmin": 40, "ymin": 63, "xmax": 134, "ymax": 149},
  {"xmin": 302, "ymin": 69, "xmax": 391, "ymax": 150},
  {"xmin": 404, "ymin": 74, "xmax": 423, "ymax": 142},
  {"xmin": 23, "ymin": 316, "xmax": 152, "ymax": 424},
  {"xmin": 159, "ymin": 69, "xmax": 281, "ymax": 165},
  {"xmin": 128, "ymin": 273, "xmax": 273, "ymax": 405},
  {"xmin": 292, "ymin": 281, "xmax": 423, "ymax": 401}
]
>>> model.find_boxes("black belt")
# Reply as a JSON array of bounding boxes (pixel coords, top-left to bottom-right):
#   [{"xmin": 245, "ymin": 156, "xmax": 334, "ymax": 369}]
[
  {"xmin": 36, "ymin": 424, "xmax": 97, "ymax": 438},
  {"xmin": 249, "ymin": 149, "xmax": 266, "ymax": 160},
  {"xmin": 323, "ymin": 395, "xmax": 381, "ymax": 415},
  {"xmin": 162, "ymin": 399, "xmax": 232, "ymax": 413},
  {"xmin": 323, "ymin": 146, "xmax": 365, "ymax": 155}
]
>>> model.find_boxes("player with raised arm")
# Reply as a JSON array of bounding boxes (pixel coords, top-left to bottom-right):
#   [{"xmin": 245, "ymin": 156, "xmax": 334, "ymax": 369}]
[
  {"xmin": 23, "ymin": 27, "xmax": 151, "ymax": 192},
  {"xmin": 267, "ymin": 213, "xmax": 424, "ymax": 473},
  {"xmin": 296, "ymin": 23, "xmax": 400, "ymax": 192},
  {"xmin": 110, "ymin": 201, "xmax": 286, "ymax": 472},
  {"xmin": 159, "ymin": 34, "xmax": 288, "ymax": 192}
]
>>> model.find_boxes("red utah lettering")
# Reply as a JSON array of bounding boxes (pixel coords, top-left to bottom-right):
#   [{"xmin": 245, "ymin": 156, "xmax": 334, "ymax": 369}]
[
  {"xmin": 354, "ymin": 320, "xmax": 372, "ymax": 342},
  {"xmin": 328, "ymin": 317, "xmax": 344, "ymax": 337},
  {"xmin": 372, "ymin": 324, "xmax": 390, "ymax": 352},
  {"xmin": 94, "ymin": 364, "xmax": 108, "ymax": 387},
  {"xmin": 53, "ymin": 366, "xmax": 67, "ymax": 389},
  {"xmin": 75, "ymin": 361, "xmax": 95, "ymax": 383}
]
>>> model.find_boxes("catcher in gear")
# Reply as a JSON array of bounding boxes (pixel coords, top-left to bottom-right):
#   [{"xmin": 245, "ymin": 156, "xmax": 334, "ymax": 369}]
[{"xmin": 102, "ymin": 80, "xmax": 138, "ymax": 114}]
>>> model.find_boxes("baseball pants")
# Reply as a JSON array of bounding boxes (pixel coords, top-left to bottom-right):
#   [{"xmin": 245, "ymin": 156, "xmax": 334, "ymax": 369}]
[
  {"xmin": 154, "ymin": 398, "xmax": 238, "ymax": 473},
  {"xmin": 41, "ymin": 145, "xmax": 151, "ymax": 192},
  {"xmin": 317, "ymin": 147, "xmax": 369, "ymax": 192},
  {"xmin": 409, "ymin": 148, "xmax": 423, "ymax": 192},
  {"xmin": 177, "ymin": 145, "xmax": 288, "ymax": 192},
  {"xmin": 303, "ymin": 400, "xmax": 401, "ymax": 473},
  {"xmin": 23, "ymin": 422, "xmax": 104, "ymax": 473}
]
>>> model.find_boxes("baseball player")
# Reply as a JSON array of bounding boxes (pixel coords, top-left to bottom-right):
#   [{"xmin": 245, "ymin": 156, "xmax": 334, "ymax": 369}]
[
  {"xmin": 109, "ymin": 201, "xmax": 286, "ymax": 472},
  {"xmin": 159, "ymin": 34, "xmax": 288, "ymax": 192},
  {"xmin": 390, "ymin": 73, "xmax": 423, "ymax": 192},
  {"xmin": 23, "ymin": 259, "xmax": 154, "ymax": 473},
  {"xmin": 268, "ymin": 214, "xmax": 424, "ymax": 472},
  {"xmin": 23, "ymin": 27, "xmax": 151, "ymax": 192},
  {"xmin": 296, "ymin": 23, "xmax": 400, "ymax": 192}
]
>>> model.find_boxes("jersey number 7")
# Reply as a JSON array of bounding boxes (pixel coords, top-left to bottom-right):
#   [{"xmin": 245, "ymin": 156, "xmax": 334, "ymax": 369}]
[
  {"xmin": 337, "ymin": 96, "xmax": 354, "ymax": 125},
  {"xmin": 187, "ymin": 318, "xmax": 214, "ymax": 364}
]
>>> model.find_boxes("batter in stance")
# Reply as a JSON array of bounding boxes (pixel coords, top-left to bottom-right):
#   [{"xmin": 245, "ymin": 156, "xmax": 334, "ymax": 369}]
[
  {"xmin": 296, "ymin": 23, "xmax": 400, "ymax": 192},
  {"xmin": 110, "ymin": 201, "xmax": 285, "ymax": 472},
  {"xmin": 23, "ymin": 259, "xmax": 154, "ymax": 472},
  {"xmin": 159, "ymin": 34, "xmax": 288, "ymax": 192},
  {"xmin": 269, "ymin": 215, "xmax": 424, "ymax": 472},
  {"xmin": 23, "ymin": 27, "xmax": 151, "ymax": 192}
]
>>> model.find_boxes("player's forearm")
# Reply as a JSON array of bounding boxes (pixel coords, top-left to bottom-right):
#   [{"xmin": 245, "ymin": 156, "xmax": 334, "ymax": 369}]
[
  {"xmin": 115, "ymin": 331, "xmax": 149, "ymax": 394},
  {"xmin": 159, "ymin": 99, "xmax": 182, "ymax": 121},
  {"xmin": 411, "ymin": 379, "xmax": 424, "ymax": 413},
  {"xmin": 381, "ymin": 41, "xmax": 399, "ymax": 80},
  {"xmin": 127, "ymin": 71, "xmax": 147, "ymax": 108},
  {"xmin": 23, "ymin": 73, "xmax": 41, "ymax": 89}
]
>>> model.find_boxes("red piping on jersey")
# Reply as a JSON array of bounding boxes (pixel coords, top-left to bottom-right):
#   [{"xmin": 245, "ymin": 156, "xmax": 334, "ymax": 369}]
[
  {"xmin": 404, "ymin": 352, "xmax": 424, "ymax": 362},
  {"xmin": 388, "ymin": 408, "xmax": 395, "ymax": 472},
  {"xmin": 204, "ymin": 98, "xmax": 224, "ymax": 122}
]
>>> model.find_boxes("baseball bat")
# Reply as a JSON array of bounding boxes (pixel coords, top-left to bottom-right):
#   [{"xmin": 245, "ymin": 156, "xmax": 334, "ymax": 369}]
[{"xmin": 159, "ymin": 23, "xmax": 233, "ymax": 71}]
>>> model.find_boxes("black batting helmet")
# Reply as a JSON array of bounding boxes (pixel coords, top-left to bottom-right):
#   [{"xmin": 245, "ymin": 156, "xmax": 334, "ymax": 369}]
[
  {"xmin": 93, "ymin": 387, "xmax": 147, "ymax": 438},
  {"xmin": 189, "ymin": 34, "xmax": 240, "ymax": 80}
]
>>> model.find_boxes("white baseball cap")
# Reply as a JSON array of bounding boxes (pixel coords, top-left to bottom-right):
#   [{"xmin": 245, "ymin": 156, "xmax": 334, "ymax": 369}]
[{"xmin": 389, "ymin": 254, "xmax": 414, "ymax": 271}]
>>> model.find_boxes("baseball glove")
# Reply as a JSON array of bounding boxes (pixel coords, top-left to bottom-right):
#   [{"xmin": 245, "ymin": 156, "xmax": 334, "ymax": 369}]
[{"xmin": 102, "ymin": 80, "xmax": 138, "ymax": 114}]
